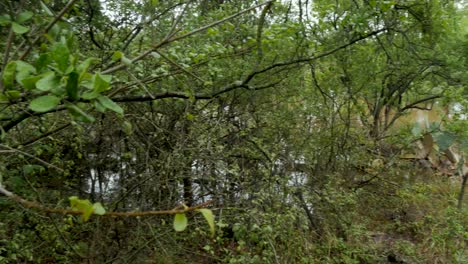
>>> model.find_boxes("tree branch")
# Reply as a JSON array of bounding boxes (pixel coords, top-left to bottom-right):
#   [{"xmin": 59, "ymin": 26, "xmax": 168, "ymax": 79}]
[
  {"xmin": 155, "ymin": 50, "xmax": 206, "ymax": 83},
  {"xmin": 1, "ymin": 27, "xmax": 384, "ymax": 135},
  {"xmin": 11, "ymin": 122, "xmax": 71, "ymax": 148},
  {"xmin": 0, "ymin": 184, "xmax": 212, "ymax": 217},
  {"xmin": 102, "ymin": 1, "xmax": 273, "ymax": 74},
  {"xmin": 1, "ymin": 105, "xmax": 66, "ymax": 133},
  {"xmin": 400, "ymin": 95, "xmax": 441, "ymax": 112},
  {"xmin": 19, "ymin": 0, "xmax": 80, "ymax": 60},
  {"xmin": 243, "ymin": 28, "xmax": 388, "ymax": 84},
  {"xmin": 384, "ymin": 94, "xmax": 442, "ymax": 133}
]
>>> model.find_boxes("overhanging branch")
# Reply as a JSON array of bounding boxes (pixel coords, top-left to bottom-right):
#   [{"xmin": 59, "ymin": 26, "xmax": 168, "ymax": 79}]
[{"xmin": 243, "ymin": 28, "xmax": 388, "ymax": 83}]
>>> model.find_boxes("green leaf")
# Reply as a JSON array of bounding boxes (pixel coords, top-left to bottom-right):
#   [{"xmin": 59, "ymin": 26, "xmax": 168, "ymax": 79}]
[
  {"xmin": 92, "ymin": 73, "xmax": 112, "ymax": 93},
  {"xmin": 173, "ymin": 213, "xmax": 188, "ymax": 232},
  {"xmin": 20, "ymin": 75, "xmax": 42, "ymax": 90},
  {"xmin": 207, "ymin": 28, "xmax": 218, "ymax": 36},
  {"xmin": 112, "ymin": 51, "xmax": 123, "ymax": 61},
  {"xmin": 16, "ymin": 11, "xmax": 34, "ymax": 23},
  {"xmin": 52, "ymin": 42, "xmax": 70, "ymax": 73},
  {"xmin": 69, "ymin": 196, "xmax": 79, "ymax": 206},
  {"xmin": 69, "ymin": 196, "xmax": 94, "ymax": 221},
  {"xmin": 429, "ymin": 121, "xmax": 441, "ymax": 131},
  {"xmin": 0, "ymin": 14, "xmax": 11, "ymax": 26},
  {"xmin": 460, "ymin": 138, "xmax": 468, "ymax": 155},
  {"xmin": 11, "ymin": 22, "xmax": 29, "ymax": 34},
  {"xmin": 97, "ymin": 96, "xmax": 123, "ymax": 114},
  {"xmin": 15, "ymin": 61, "xmax": 36, "ymax": 84},
  {"xmin": 29, "ymin": 95, "xmax": 61, "ymax": 112},
  {"xmin": 433, "ymin": 131, "xmax": 455, "ymax": 151},
  {"xmin": 64, "ymin": 65, "xmax": 74, "ymax": 75},
  {"xmin": 82, "ymin": 91, "xmax": 100, "ymax": 100},
  {"xmin": 82, "ymin": 205, "xmax": 94, "ymax": 221},
  {"xmin": 77, "ymin": 58, "xmax": 97, "ymax": 80},
  {"xmin": 35, "ymin": 53, "xmax": 51, "ymax": 72},
  {"xmin": 40, "ymin": 1, "xmax": 54, "ymax": 16},
  {"xmin": 65, "ymin": 103, "xmax": 95, "ymax": 123},
  {"xmin": 196, "ymin": 209, "xmax": 215, "ymax": 237},
  {"xmin": 5, "ymin": 90, "xmax": 21, "ymax": 99},
  {"xmin": 10, "ymin": 176, "xmax": 26, "ymax": 190},
  {"xmin": 92, "ymin": 203, "xmax": 106, "ymax": 215},
  {"xmin": 66, "ymin": 72, "xmax": 79, "ymax": 100},
  {"xmin": 93, "ymin": 100, "xmax": 106, "ymax": 112},
  {"xmin": 69, "ymin": 196, "xmax": 92, "ymax": 210},
  {"xmin": 36, "ymin": 72, "xmax": 59, "ymax": 91},
  {"xmin": 2, "ymin": 61, "xmax": 16, "ymax": 89},
  {"xmin": 150, "ymin": 52, "xmax": 160, "ymax": 59},
  {"xmin": 82, "ymin": 207, "xmax": 94, "ymax": 221},
  {"xmin": 80, "ymin": 73, "xmax": 94, "ymax": 89}
]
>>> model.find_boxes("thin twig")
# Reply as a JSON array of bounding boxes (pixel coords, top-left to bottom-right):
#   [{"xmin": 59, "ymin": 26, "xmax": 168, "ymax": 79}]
[
  {"xmin": 102, "ymin": 1, "xmax": 273, "ymax": 75},
  {"xmin": 155, "ymin": 50, "xmax": 205, "ymax": 83},
  {"xmin": 126, "ymin": 70, "xmax": 156, "ymax": 99},
  {"xmin": 0, "ymin": 144, "xmax": 64, "ymax": 172},
  {"xmin": 11, "ymin": 122, "xmax": 71, "ymax": 148},
  {"xmin": 19, "ymin": 0, "xmax": 80, "ymax": 60},
  {"xmin": 243, "ymin": 27, "xmax": 388, "ymax": 84},
  {"xmin": 256, "ymin": 1, "xmax": 273, "ymax": 67},
  {"xmin": 166, "ymin": 1, "xmax": 190, "ymax": 39}
]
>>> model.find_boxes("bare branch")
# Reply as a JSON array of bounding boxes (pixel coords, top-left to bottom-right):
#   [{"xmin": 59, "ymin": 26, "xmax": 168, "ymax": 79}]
[
  {"xmin": 384, "ymin": 94, "xmax": 442, "ymax": 132},
  {"xmin": 400, "ymin": 95, "xmax": 442, "ymax": 112}
]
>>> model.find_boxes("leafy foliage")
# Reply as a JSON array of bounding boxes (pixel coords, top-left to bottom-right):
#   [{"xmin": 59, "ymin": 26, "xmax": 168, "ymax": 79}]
[{"xmin": 0, "ymin": 0, "xmax": 466, "ymax": 262}]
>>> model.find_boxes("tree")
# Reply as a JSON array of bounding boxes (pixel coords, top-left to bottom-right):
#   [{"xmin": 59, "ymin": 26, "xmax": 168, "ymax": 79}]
[{"xmin": 0, "ymin": 0, "xmax": 466, "ymax": 262}]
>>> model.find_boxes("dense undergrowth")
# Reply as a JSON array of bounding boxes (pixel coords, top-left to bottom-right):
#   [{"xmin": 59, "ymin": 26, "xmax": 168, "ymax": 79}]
[
  {"xmin": 198, "ymin": 177, "xmax": 467, "ymax": 264},
  {"xmin": 2, "ymin": 171, "xmax": 466, "ymax": 263}
]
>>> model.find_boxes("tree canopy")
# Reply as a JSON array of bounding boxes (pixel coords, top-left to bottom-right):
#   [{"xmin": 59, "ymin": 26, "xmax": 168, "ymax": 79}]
[{"xmin": 0, "ymin": 0, "xmax": 467, "ymax": 262}]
